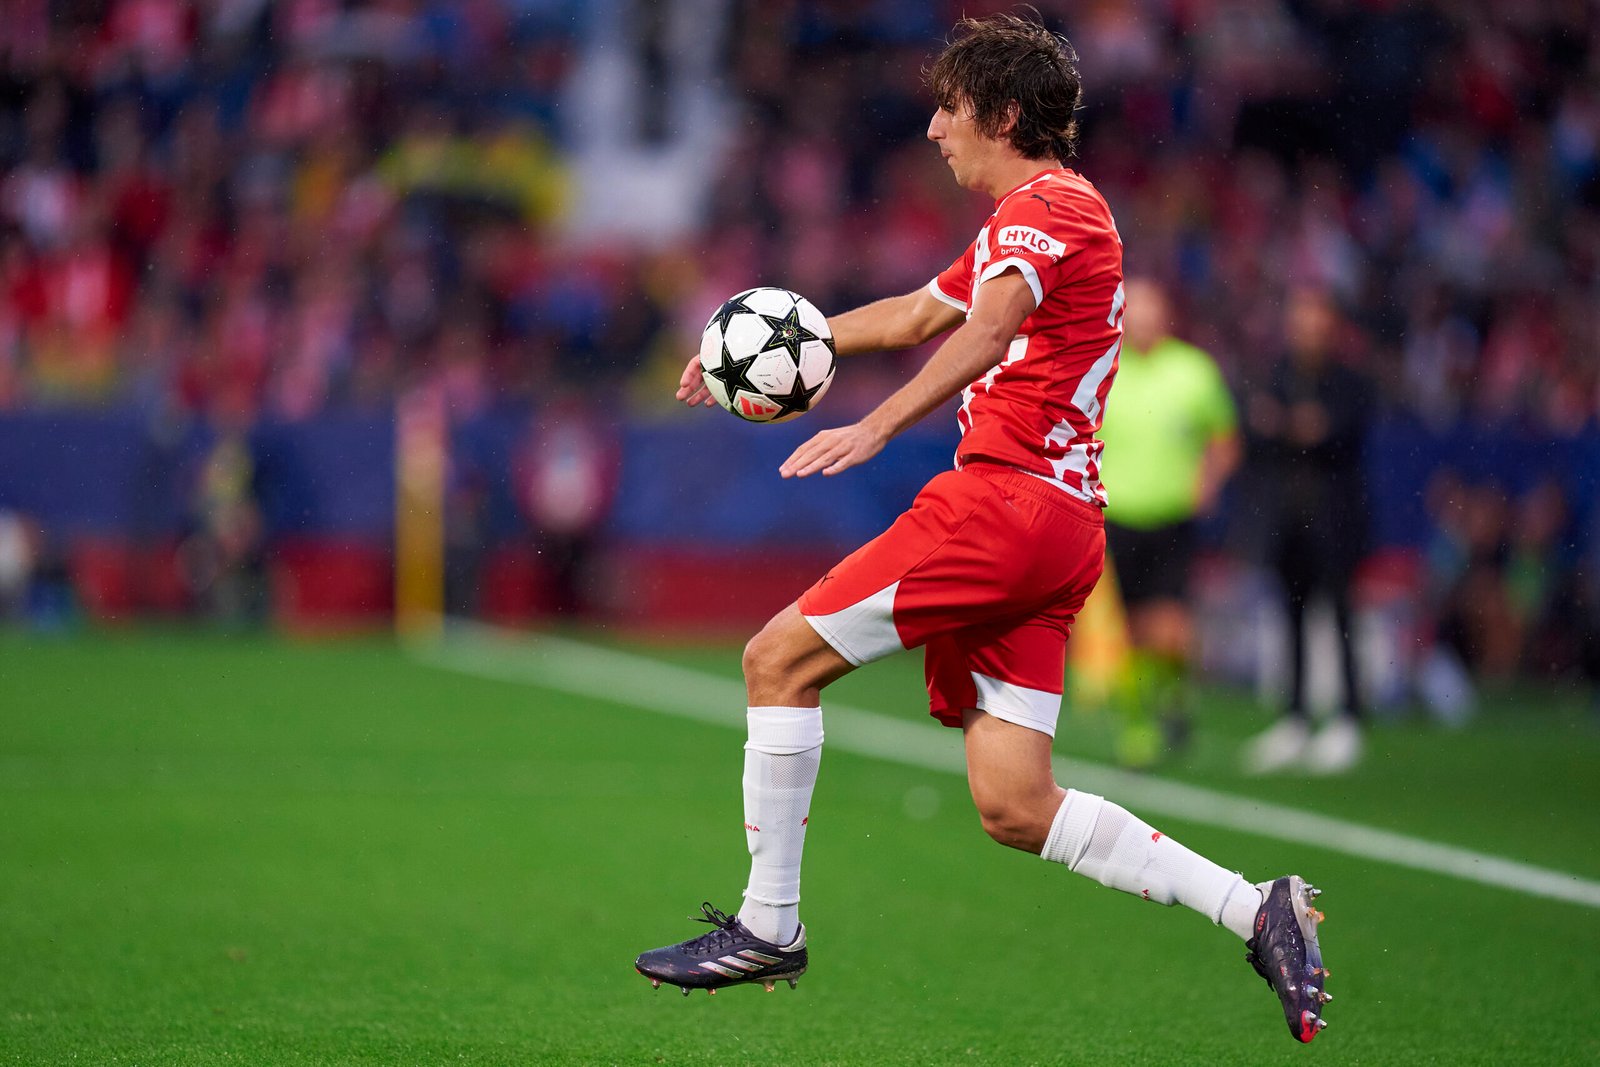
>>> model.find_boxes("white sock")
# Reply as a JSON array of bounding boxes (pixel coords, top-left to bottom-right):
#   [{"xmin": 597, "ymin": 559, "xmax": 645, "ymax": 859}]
[
  {"xmin": 736, "ymin": 705, "xmax": 823, "ymax": 946},
  {"xmin": 1042, "ymin": 789, "xmax": 1262, "ymax": 940}
]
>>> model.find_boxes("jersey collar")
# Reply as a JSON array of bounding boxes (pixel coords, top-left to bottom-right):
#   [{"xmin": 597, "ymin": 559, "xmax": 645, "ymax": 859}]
[{"xmin": 993, "ymin": 167, "xmax": 1066, "ymax": 207}]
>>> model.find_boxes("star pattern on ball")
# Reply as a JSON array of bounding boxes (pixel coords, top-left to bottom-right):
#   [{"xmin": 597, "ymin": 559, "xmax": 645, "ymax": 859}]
[
  {"xmin": 705, "ymin": 292, "xmax": 757, "ymax": 336},
  {"xmin": 767, "ymin": 367, "xmax": 828, "ymax": 420},
  {"xmin": 756, "ymin": 305, "xmax": 822, "ymax": 363},
  {"xmin": 706, "ymin": 339, "xmax": 764, "ymax": 403}
]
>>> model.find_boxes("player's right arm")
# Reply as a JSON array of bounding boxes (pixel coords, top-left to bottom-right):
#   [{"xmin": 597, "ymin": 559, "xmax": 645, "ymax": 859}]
[{"xmin": 676, "ymin": 287, "xmax": 963, "ymax": 408}]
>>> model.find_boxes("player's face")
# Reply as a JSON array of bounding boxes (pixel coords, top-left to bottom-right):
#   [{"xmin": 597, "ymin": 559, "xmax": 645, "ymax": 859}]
[{"xmin": 927, "ymin": 100, "xmax": 992, "ymax": 192}]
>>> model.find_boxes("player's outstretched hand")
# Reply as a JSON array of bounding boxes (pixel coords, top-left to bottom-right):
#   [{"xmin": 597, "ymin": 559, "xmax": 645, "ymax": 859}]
[
  {"xmin": 780, "ymin": 422, "xmax": 887, "ymax": 478},
  {"xmin": 675, "ymin": 353, "xmax": 717, "ymax": 408}
]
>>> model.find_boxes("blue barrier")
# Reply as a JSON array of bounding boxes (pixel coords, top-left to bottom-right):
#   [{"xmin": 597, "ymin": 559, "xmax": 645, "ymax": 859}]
[
  {"xmin": 1, "ymin": 407, "xmax": 1594, "ymax": 553},
  {"xmin": 0, "ymin": 410, "xmax": 203, "ymax": 537},
  {"xmin": 607, "ymin": 415, "xmax": 954, "ymax": 548},
  {"xmin": 0, "ymin": 410, "xmax": 392, "ymax": 539}
]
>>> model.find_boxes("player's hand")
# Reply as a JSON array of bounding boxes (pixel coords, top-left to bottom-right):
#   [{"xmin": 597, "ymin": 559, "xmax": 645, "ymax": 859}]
[
  {"xmin": 780, "ymin": 422, "xmax": 887, "ymax": 478},
  {"xmin": 675, "ymin": 353, "xmax": 717, "ymax": 408}
]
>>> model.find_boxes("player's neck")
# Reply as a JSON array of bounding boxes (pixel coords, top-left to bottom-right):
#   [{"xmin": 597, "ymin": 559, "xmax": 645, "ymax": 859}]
[{"xmin": 982, "ymin": 157, "xmax": 1061, "ymax": 201}]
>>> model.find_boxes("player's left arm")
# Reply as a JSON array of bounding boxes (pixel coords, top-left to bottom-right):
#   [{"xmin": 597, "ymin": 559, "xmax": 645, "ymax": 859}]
[
  {"xmin": 828, "ymin": 287, "xmax": 966, "ymax": 356},
  {"xmin": 779, "ymin": 270, "xmax": 1035, "ymax": 478}
]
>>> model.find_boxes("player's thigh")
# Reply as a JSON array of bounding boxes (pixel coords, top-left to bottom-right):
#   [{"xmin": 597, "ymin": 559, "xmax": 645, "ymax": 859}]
[
  {"xmin": 802, "ymin": 467, "xmax": 1100, "ymax": 662},
  {"xmin": 744, "ymin": 602, "xmax": 857, "ymax": 698}
]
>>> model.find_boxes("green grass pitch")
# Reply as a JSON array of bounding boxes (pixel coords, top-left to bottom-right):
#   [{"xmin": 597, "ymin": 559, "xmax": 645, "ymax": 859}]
[{"xmin": 3, "ymin": 628, "xmax": 1598, "ymax": 1065}]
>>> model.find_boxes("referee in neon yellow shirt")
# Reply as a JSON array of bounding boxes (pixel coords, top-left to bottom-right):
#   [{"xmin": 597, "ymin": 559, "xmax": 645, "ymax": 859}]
[{"xmin": 1098, "ymin": 277, "xmax": 1241, "ymax": 767}]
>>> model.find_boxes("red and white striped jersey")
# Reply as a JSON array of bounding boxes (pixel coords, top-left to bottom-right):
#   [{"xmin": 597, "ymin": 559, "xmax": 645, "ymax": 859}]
[{"xmin": 928, "ymin": 169, "xmax": 1124, "ymax": 506}]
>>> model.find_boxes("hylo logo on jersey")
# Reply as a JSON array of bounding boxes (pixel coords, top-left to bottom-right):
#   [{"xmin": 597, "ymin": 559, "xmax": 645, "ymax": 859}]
[{"xmin": 997, "ymin": 225, "xmax": 1065, "ymax": 260}]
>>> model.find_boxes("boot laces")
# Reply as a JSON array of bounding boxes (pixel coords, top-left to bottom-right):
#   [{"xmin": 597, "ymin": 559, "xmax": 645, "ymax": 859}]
[{"xmin": 684, "ymin": 901, "xmax": 743, "ymax": 954}]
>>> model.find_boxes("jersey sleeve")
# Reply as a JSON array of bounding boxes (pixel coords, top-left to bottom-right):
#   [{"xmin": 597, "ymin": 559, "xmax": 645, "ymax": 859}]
[
  {"xmin": 976, "ymin": 194, "xmax": 1080, "ymax": 308},
  {"xmin": 928, "ymin": 240, "xmax": 974, "ymax": 312}
]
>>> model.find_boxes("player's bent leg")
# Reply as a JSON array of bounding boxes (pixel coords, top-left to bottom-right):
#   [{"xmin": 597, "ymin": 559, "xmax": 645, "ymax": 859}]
[
  {"xmin": 743, "ymin": 602, "xmax": 857, "ymax": 707},
  {"xmin": 960, "ymin": 708, "xmax": 1064, "ymax": 852},
  {"xmin": 1041, "ymin": 788, "xmax": 1261, "ymax": 927},
  {"xmin": 1023, "ymin": 758, "xmax": 1334, "ymax": 1042}
]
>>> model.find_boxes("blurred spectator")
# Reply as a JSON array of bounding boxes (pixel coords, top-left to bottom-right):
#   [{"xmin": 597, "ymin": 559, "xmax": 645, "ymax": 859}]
[
  {"xmin": 1097, "ymin": 276, "xmax": 1240, "ymax": 767},
  {"xmin": 0, "ymin": 0, "xmax": 1589, "ymax": 440},
  {"xmin": 514, "ymin": 395, "xmax": 619, "ymax": 618},
  {"xmin": 1415, "ymin": 469, "xmax": 1483, "ymax": 725},
  {"xmin": 178, "ymin": 420, "xmax": 265, "ymax": 625},
  {"xmin": 0, "ymin": 508, "xmax": 38, "ymax": 620},
  {"xmin": 1241, "ymin": 288, "xmax": 1373, "ymax": 775}
]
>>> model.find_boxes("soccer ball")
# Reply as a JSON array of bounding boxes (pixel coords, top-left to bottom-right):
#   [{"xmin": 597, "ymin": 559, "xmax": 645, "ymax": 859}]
[{"xmin": 698, "ymin": 287, "xmax": 836, "ymax": 422}]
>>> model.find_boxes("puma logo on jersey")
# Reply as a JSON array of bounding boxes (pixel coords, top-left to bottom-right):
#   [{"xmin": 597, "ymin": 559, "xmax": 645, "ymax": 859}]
[
  {"xmin": 996, "ymin": 225, "xmax": 1066, "ymax": 260},
  {"xmin": 1028, "ymin": 193, "xmax": 1054, "ymax": 212}
]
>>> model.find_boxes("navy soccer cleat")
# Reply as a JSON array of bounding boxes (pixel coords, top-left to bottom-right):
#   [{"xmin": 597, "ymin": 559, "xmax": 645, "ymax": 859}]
[
  {"xmin": 635, "ymin": 902, "xmax": 807, "ymax": 996},
  {"xmin": 1245, "ymin": 876, "xmax": 1331, "ymax": 1043}
]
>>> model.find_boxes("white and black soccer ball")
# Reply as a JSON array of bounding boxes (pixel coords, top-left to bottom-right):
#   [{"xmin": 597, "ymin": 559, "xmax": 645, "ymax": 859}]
[{"xmin": 698, "ymin": 287, "xmax": 836, "ymax": 423}]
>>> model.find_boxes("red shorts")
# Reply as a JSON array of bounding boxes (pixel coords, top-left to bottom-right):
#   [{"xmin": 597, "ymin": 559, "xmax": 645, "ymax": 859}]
[{"xmin": 798, "ymin": 463, "xmax": 1105, "ymax": 736}]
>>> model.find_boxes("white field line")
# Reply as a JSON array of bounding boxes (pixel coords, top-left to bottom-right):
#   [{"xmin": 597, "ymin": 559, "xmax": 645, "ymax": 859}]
[{"xmin": 409, "ymin": 622, "xmax": 1600, "ymax": 911}]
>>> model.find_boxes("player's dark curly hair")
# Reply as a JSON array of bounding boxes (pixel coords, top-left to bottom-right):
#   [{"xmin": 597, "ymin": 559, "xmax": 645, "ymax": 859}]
[{"xmin": 926, "ymin": 10, "xmax": 1082, "ymax": 163}]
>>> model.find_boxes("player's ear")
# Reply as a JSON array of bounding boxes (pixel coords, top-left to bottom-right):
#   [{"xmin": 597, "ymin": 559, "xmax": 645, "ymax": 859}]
[{"xmin": 1000, "ymin": 101, "xmax": 1021, "ymax": 138}]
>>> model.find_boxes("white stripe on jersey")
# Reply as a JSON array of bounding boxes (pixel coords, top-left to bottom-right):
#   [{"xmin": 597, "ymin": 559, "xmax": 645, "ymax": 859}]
[
  {"xmin": 958, "ymin": 334, "xmax": 1030, "ymax": 439},
  {"xmin": 1069, "ymin": 332, "xmax": 1123, "ymax": 427},
  {"xmin": 970, "ymin": 225, "xmax": 991, "ymax": 297},
  {"xmin": 927, "ymin": 278, "xmax": 966, "ymax": 311},
  {"xmin": 1043, "ymin": 431, "xmax": 1106, "ymax": 502},
  {"xmin": 1043, "ymin": 331, "xmax": 1120, "ymax": 501},
  {"xmin": 978, "ymin": 257, "xmax": 1044, "ymax": 307},
  {"xmin": 1107, "ymin": 280, "xmax": 1126, "ymax": 326}
]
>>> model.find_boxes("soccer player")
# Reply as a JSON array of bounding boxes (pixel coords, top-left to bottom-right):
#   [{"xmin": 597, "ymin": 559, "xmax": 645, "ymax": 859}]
[
  {"xmin": 1097, "ymin": 276, "xmax": 1241, "ymax": 767},
  {"xmin": 636, "ymin": 14, "xmax": 1332, "ymax": 1044}
]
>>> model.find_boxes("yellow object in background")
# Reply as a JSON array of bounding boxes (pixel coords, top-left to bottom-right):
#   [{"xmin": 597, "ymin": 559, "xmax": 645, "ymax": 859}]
[
  {"xmin": 395, "ymin": 386, "xmax": 446, "ymax": 639},
  {"xmin": 1068, "ymin": 554, "xmax": 1132, "ymax": 712}
]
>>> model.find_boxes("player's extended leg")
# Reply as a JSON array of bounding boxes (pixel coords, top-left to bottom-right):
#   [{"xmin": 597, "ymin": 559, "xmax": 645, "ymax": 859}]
[
  {"xmin": 634, "ymin": 604, "xmax": 851, "ymax": 995},
  {"xmin": 963, "ymin": 708, "xmax": 1257, "ymax": 924},
  {"xmin": 961, "ymin": 709, "xmax": 1332, "ymax": 1043}
]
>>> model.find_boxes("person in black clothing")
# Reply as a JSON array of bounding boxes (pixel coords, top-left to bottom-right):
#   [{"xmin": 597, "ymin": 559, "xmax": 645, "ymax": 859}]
[{"xmin": 1242, "ymin": 288, "xmax": 1371, "ymax": 774}]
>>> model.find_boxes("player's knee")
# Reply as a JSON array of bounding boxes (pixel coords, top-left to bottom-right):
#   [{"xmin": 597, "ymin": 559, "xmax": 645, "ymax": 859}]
[
  {"xmin": 975, "ymin": 797, "xmax": 1048, "ymax": 853},
  {"xmin": 742, "ymin": 625, "xmax": 795, "ymax": 696}
]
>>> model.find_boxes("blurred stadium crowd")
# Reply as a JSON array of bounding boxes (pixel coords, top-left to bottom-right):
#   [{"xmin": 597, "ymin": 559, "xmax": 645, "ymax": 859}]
[{"xmin": 1, "ymin": 0, "xmax": 1598, "ymax": 702}]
